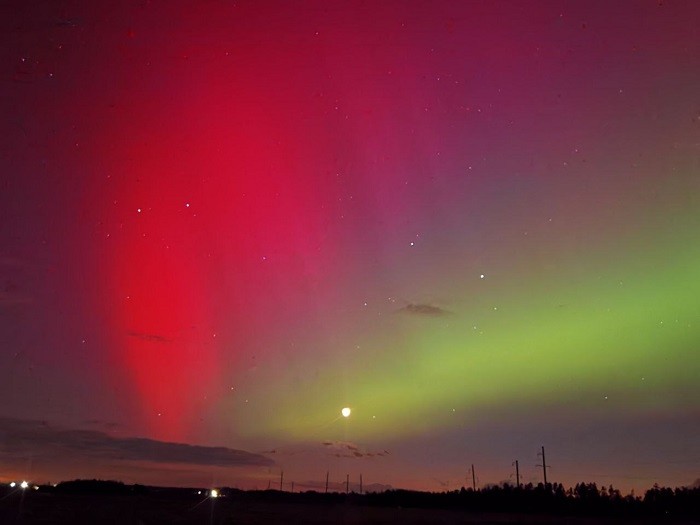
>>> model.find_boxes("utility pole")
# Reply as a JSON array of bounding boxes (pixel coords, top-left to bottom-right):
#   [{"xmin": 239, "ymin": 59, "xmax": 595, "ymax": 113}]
[
  {"xmin": 346, "ymin": 474, "xmax": 349, "ymax": 494},
  {"xmin": 541, "ymin": 446, "xmax": 547, "ymax": 487},
  {"xmin": 291, "ymin": 481, "xmax": 294, "ymax": 493},
  {"xmin": 267, "ymin": 479, "xmax": 271, "ymax": 490},
  {"xmin": 325, "ymin": 471, "xmax": 329, "ymax": 493},
  {"xmin": 360, "ymin": 474, "xmax": 363, "ymax": 494},
  {"xmin": 515, "ymin": 460, "xmax": 520, "ymax": 488},
  {"xmin": 536, "ymin": 446, "xmax": 549, "ymax": 488},
  {"xmin": 471, "ymin": 464, "xmax": 476, "ymax": 491},
  {"xmin": 280, "ymin": 470, "xmax": 284, "ymax": 491}
]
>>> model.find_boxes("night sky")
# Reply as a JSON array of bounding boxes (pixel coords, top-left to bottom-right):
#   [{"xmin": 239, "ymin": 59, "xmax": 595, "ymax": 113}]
[{"xmin": 1, "ymin": 1, "xmax": 699, "ymax": 493}]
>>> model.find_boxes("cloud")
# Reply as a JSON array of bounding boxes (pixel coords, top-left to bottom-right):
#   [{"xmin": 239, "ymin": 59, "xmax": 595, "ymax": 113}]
[
  {"xmin": 0, "ymin": 417, "xmax": 274, "ymax": 468},
  {"xmin": 126, "ymin": 331, "xmax": 172, "ymax": 343},
  {"xmin": 321, "ymin": 441, "xmax": 389, "ymax": 459},
  {"xmin": 397, "ymin": 303, "xmax": 450, "ymax": 317}
]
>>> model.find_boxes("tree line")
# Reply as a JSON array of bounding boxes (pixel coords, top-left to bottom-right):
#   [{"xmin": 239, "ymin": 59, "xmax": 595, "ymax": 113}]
[{"xmin": 8, "ymin": 479, "xmax": 698, "ymax": 519}]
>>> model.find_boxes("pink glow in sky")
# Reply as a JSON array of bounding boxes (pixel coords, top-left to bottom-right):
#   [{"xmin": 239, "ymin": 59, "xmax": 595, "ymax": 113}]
[{"xmin": 1, "ymin": 1, "xmax": 699, "ymax": 493}]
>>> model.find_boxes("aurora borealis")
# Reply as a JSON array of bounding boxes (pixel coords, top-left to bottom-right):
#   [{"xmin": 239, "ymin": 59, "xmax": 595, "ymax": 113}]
[{"xmin": 1, "ymin": 1, "xmax": 699, "ymax": 493}]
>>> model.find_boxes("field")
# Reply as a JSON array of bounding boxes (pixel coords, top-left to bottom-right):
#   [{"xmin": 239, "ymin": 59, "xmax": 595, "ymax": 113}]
[{"xmin": 1, "ymin": 490, "xmax": 698, "ymax": 525}]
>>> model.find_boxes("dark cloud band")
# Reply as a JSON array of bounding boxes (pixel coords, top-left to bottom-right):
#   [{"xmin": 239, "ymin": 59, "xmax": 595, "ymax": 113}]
[{"xmin": 0, "ymin": 417, "xmax": 274, "ymax": 468}]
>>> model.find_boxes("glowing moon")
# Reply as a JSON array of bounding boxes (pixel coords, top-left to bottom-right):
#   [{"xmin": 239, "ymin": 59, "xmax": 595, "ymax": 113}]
[{"xmin": 341, "ymin": 407, "xmax": 351, "ymax": 418}]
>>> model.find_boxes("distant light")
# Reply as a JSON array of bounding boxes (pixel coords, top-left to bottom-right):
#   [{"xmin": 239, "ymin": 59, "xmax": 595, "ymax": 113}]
[
  {"xmin": 20, "ymin": 481, "xmax": 29, "ymax": 489},
  {"xmin": 197, "ymin": 490, "xmax": 202, "ymax": 495},
  {"xmin": 479, "ymin": 274, "xmax": 485, "ymax": 279},
  {"xmin": 210, "ymin": 489, "xmax": 219, "ymax": 498},
  {"xmin": 341, "ymin": 407, "xmax": 351, "ymax": 418},
  {"xmin": 9, "ymin": 482, "xmax": 15, "ymax": 488}
]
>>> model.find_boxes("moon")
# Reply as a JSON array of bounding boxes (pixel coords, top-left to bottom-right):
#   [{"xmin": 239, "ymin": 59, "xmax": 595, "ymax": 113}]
[{"xmin": 341, "ymin": 407, "xmax": 351, "ymax": 418}]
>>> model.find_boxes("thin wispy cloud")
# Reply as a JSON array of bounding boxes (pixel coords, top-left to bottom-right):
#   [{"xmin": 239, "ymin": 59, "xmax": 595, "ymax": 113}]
[
  {"xmin": 127, "ymin": 331, "xmax": 173, "ymax": 343},
  {"xmin": 321, "ymin": 441, "xmax": 389, "ymax": 459},
  {"xmin": 397, "ymin": 303, "xmax": 450, "ymax": 317}
]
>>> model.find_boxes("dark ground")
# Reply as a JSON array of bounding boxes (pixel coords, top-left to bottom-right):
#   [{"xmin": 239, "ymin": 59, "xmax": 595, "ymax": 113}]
[{"xmin": 1, "ymin": 490, "xmax": 699, "ymax": 525}]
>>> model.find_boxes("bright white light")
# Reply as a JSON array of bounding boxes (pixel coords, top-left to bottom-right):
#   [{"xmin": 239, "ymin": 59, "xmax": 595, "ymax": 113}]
[
  {"xmin": 341, "ymin": 407, "xmax": 351, "ymax": 418},
  {"xmin": 20, "ymin": 481, "xmax": 29, "ymax": 489},
  {"xmin": 9, "ymin": 482, "xmax": 16, "ymax": 488},
  {"xmin": 210, "ymin": 489, "xmax": 219, "ymax": 498}
]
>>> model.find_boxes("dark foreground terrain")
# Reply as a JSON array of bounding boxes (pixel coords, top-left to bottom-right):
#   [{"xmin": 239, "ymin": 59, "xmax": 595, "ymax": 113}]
[{"xmin": 1, "ymin": 482, "xmax": 698, "ymax": 525}]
